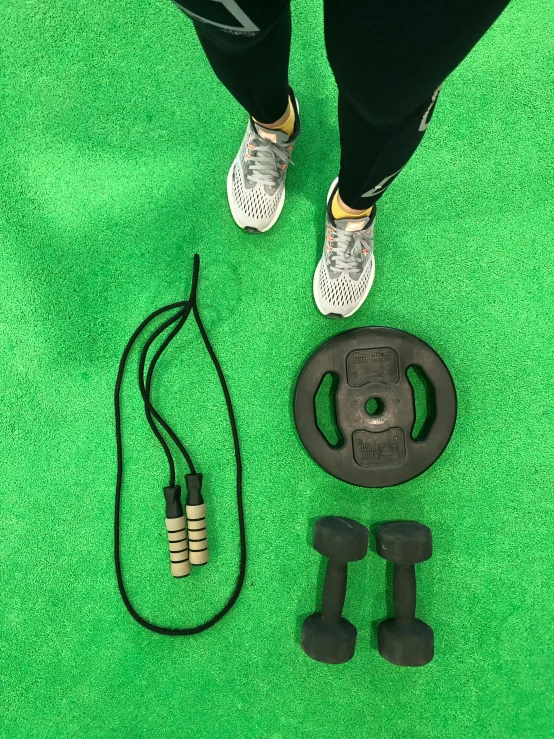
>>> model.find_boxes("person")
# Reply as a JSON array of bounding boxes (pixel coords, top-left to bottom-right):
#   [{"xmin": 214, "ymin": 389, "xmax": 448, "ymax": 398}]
[{"xmin": 172, "ymin": 0, "xmax": 511, "ymax": 318}]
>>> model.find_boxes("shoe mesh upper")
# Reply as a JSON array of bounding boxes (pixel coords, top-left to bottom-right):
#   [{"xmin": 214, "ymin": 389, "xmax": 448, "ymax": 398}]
[
  {"xmin": 318, "ymin": 258, "xmax": 374, "ymax": 312},
  {"xmin": 230, "ymin": 120, "xmax": 296, "ymax": 227}
]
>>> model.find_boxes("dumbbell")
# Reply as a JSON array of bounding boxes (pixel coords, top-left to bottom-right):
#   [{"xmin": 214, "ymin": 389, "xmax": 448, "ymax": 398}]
[
  {"xmin": 376, "ymin": 521, "xmax": 433, "ymax": 666},
  {"xmin": 301, "ymin": 516, "xmax": 369, "ymax": 664}
]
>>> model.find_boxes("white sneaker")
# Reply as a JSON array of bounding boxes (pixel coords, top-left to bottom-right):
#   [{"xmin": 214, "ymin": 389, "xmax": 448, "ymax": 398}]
[
  {"xmin": 313, "ymin": 178, "xmax": 376, "ymax": 318},
  {"xmin": 226, "ymin": 90, "xmax": 300, "ymax": 233}
]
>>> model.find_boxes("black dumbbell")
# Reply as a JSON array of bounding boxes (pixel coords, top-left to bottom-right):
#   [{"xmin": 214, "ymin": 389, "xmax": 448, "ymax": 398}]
[
  {"xmin": 376, "ymin": 521, "xmax": 433, "ymax": 666},
  {"xmin": 301, "ymin": 516, "xmax": 369, "ymax": 664}
]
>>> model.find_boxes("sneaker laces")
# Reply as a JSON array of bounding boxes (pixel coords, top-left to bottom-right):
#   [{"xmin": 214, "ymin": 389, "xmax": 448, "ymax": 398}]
[
  {"xmin": 245, "ymin": 133, "xmax": 294, "ymax": 187},
  {"xmin": 327, "ymin": 224, "xmax": 372, "ymax": 274}
]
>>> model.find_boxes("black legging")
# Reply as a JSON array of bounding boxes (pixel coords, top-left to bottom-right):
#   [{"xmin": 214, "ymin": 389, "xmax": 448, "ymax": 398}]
[{"xmin": 172, "ymin": 0, "xmax": 511, "ymax": 209}]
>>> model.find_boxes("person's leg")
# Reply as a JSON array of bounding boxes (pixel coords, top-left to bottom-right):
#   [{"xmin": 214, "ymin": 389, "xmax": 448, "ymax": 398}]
[
  {"xmin": 313, "ymin": 0, "xmax": 512, "ymax": 318},
  {"xmin": 173, "ymin": 0, "xmax": 300, "ymax": 232},
  {"xmin": 325, "ymin": 0, "xmax": 512, "ymax": 211},
  {"xmin": 172, "ymin": 0, "xmax": 291, "ymax": 124}
]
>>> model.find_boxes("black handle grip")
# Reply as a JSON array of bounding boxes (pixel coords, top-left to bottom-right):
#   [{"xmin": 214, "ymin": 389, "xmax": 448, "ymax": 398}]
[
  {"xmin": 393, "ymin": 563, "xmax": 416, "ymax": 626},
  {"xmin": 321, "ymin": 561, "xmax": 347, "ymax": 624}
]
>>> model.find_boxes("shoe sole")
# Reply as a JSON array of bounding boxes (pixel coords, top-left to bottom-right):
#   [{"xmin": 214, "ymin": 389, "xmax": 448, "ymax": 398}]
[
  {"xmin": 227, "ymin": 98, "xmax": 299, "ymax": 234},
  {"xmin": 313, "ymin": 177, "xmax": 376, "ymax": 318}
]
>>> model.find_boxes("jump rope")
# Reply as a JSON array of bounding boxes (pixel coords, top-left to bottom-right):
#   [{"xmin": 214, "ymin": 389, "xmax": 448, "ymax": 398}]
[{"xmin": 114, "ymin": 254, "xmax": 246, "ymax": 634}]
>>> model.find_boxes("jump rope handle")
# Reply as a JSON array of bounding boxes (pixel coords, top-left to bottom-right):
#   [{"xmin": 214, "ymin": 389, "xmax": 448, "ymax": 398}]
[
  {"xmin": 186, "ymin": 474, "xmax": 209, "ymax": 566},
  {"xmin": 164, "ymin": 486, "xmax": 191, "ymax": 578},
  {"xmin": 164, "ymin": 476, "xmax": 209, "ymax": 576}
]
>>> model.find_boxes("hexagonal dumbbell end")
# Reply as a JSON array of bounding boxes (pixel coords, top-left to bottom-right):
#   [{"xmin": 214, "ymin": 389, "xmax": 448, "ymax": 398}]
[
  {"xmin": 302, "ymin": 614, "xmax": 357, "ymax": 665},
  {"xmin": 376, "ymin": 521, "xmax": 433, "ymax": 667},
  {"xmin": 376, "ymin": 521, "xmax": 432, "ymax": 565},
  {"xmin": 314, "ymin": 516, "xmax": 369, "ymax": 564},
  {"xmin": 301, "ymin": 517, "xmax": 369, "ymax": 664}
]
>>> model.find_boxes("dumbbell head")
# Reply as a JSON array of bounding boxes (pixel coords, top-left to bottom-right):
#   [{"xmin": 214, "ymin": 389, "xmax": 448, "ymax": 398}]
[
  {"xmin": 314, "ymin": 516, "xmax": 369, "ymax": 563},
  {"xmin": 302, "ymin": 614, "xmax": 357, "ymax": 664},
  {"xmin": 376, "ymin": 521, "xmax": 432, "ymax": 565},
  {"xmin": 378, "ymin": 618, "xmax": 434, "ymax": 667}
]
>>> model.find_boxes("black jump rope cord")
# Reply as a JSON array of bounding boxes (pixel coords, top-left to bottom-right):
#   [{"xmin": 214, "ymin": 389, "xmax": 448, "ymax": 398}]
[{"xmin": 114, "ymin": 254, "xmax": 246, "ymax": 635}]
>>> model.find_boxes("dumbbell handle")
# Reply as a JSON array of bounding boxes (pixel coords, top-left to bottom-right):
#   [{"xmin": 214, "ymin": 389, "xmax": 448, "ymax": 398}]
[
  {"xmin": 393, "ymin": 564, "xmax": 416, "ymax": 627},
  {"xmin": 321, "ymin": 561, "xmax": 347, "ymax": 625}
]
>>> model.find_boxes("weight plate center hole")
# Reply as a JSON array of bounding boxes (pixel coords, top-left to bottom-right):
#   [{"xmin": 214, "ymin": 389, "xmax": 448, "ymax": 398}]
[{"xmin": 366, "ymin": 397, "xmax": 385, "ymax": 417}]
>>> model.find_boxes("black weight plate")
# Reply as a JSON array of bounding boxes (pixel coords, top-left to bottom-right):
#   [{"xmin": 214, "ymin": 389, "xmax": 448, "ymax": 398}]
[{"xmin": 294, "ymin": 327, "xmax": 457, "ymax": 487}]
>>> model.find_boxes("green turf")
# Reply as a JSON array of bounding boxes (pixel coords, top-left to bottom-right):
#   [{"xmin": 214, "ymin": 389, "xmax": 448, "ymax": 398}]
[{"xmin": 1, "ymin": 0, "xmax": 553, "ymax": 736}]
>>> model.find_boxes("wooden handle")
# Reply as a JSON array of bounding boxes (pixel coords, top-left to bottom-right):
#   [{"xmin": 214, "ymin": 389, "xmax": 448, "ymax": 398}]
[
  {"xmin": 165, "ymin": 515, "xmax": 190, "ymax": 578},
  {"xmin": 186, "ymin": 503, "xmax": 209, "ymax": 566}
]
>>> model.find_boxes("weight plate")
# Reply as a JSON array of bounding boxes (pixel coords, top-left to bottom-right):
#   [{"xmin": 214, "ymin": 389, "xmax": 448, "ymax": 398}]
[{"xmin": 294, "ymin": 327, "xmax": 457, "ymax": 487}]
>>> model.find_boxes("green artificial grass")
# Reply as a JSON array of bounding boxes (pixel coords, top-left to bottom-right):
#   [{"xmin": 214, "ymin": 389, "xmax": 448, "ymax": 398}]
[{"xmin": 1, "ymin": 0, "xmax": 553, "ymax": 736}]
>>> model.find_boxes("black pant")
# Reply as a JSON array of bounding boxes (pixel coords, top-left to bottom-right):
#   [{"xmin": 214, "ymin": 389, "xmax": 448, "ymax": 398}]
[{"xmin": 173, "ymin": 0, "xmax": 511, "ymax": 208}]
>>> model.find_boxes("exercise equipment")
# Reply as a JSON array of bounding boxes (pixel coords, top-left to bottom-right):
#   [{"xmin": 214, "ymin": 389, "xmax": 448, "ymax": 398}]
[
  {"xmin": 301, "ymin": 516, "xmax": 368, "ymax": 664},
  {"xmin": 114, "ymin": 254, "xmax": 245, "ymax": 635},
  {"xmin": 376, "ymin": 521, "xmax": 433, "ymax": 666},
  {"xmin": 185, "ymin": 474, "xmax": 209, "ymax": 567},
  {"xmin": 164, "ymin": 483, "xmax": 191, "ymax": 578},
  {"xmin": 294, "ymin": 327, "xmax": 457, "ymax": 487},
  {"xmin": 164, "ymin": 473, "xmax": 208, "ymax": 578}
]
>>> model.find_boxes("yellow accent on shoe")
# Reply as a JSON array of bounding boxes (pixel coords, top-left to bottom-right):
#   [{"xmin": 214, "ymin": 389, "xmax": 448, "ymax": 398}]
[
  {"xmin": 254, "ymin": 97, "xmax": 295, "ymax": 137},
  {"xmin": 332, "ymin": 191, "xmax": 372, "ymax": 221}
]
